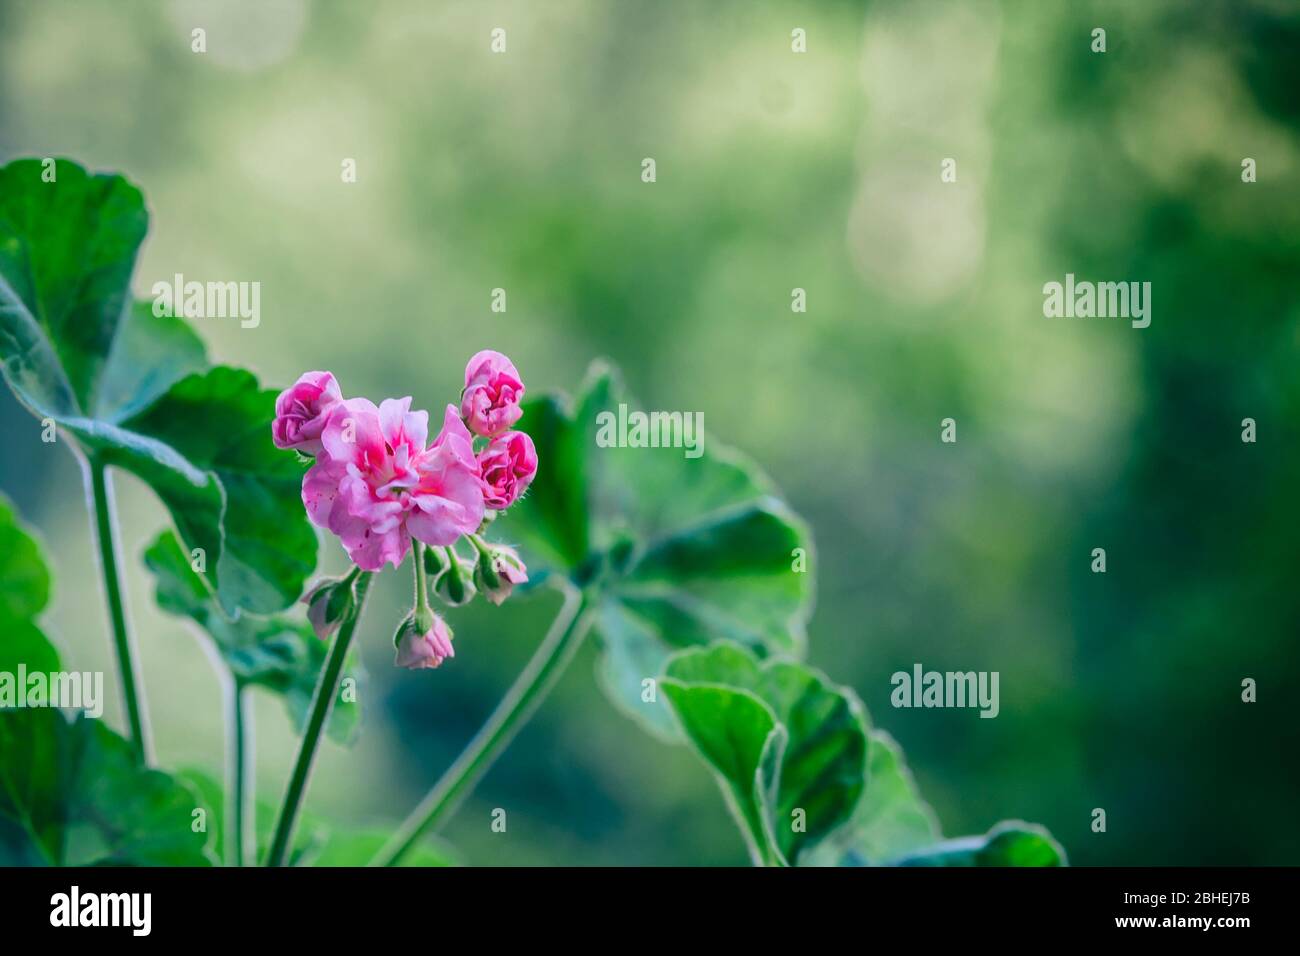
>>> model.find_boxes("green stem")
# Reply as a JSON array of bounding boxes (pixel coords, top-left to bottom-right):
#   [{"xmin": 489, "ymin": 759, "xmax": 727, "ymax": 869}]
[
  {"xmin": 83, "ymin": 457, "xmax": 152, "ymax": 764},
  {"xmin": 265, "ymin": 571, "xmax": 373, "ymax": 867},
  {"xmin": 370, "ymin": 587, "xmax": 595, "ymax": 866},
  {"xmin": 224, "ymin": 679, "xmax": 254, "ymax": 867},
  {"xmin": 414, "ymin": 542, "xmax": 431, "ymax": 616}
]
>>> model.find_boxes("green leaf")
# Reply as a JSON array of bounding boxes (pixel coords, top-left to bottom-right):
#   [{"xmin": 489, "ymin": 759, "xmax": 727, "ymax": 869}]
[
  {"xmin": 63, "ymin": 364, "xmax": 317, "ymax": 616},
  {"xmin": 0, "ymin": 157, "xmax": 314, "ymax": 614},
  {"xmin": 892, "ymin": 821, "xmax": 1067, "ymax": 867},
  {"xmin": 855, "ymin": 731, "xmax": 942, "ymax": 860},
  {"xmin": 801, "ymin": 729, "xmax": 1066, "ymax": 867},
  {"xmin": 0, "ymin": 620, "xmax": 61, "ymax": 678},
  {"xmin": 0, "ymin": 158, "xmax": 146, "ymax": 417},
  {"xmin": 96, "ymin": 300, "xmax": 207, "ymax": 424},
  {"xmin": 504, "ymin": 392, "xmax": 590, "ymax": 572},
  {"xmin": 663, "ymin": 676, "xmax": 782, "ymax": 864},
  {"xmin": 100, "ymin": 365, "xmax": 319, "ymax": 615},
  {"xmin": 501, "ymin": 363, "xmax": 814, "ymax": 737},
  {"xmin": 0, "ymin": 709, "xmax": 215, "ymax": 866},
  {"xmin": 661, "ymin": 641, "xmax": 869, "ymax": 866},
  {"xmin": 805, "ymin": 730, "xmax": 942, "ymax": 866},
  {"xmin": 0, "ymin": 494, "xmax": 61, "ymax": 675},
  {"xmin": 144, "ymin": 530, "xmax": 359, "ymax": 744},
  {"xmin": 0, "ymin": 503, "xmax": 212, "ymax": 866},
  {"xmin": 0, "ymin": 493, "xmax": 50, "ymax": 622}
]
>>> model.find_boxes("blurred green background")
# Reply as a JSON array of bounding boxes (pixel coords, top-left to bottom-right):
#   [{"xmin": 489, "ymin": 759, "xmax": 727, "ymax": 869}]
[{"xmin": 2, "ymin": 0, "xmax": 1298, "ymax": 865}]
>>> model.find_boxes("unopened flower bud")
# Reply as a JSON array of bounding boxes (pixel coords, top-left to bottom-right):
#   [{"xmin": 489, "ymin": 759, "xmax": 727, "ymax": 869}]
[
  {"xmin": 302, "ymin": 575, "xmax": 355, "ymax": 640},
  {"xmin": 473, "ymin": 544, "xmax": 529, "ymax": 606},
  {"xmin": 426, "ymin": 546, "xmax": 476, "ymax": 607},
  {"xmin": 393, "ymin": 612, "xmax": 455, "ymax": 670}
]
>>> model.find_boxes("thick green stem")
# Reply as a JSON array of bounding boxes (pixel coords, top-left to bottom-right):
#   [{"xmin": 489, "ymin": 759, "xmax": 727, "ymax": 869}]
[
  {"xmin": 370, "ymin": 587, "xmax": 594, "ymax": 866},
  {"xmin": 265, "ymin": 571, "xmax": 373, "ymax": 867},
  {"xmin": 224, "ymin": 679, "xmax": 254, "ymax": 867},
  {"xmin": 83, "ymin": 457, "xmax": 152, "ymax": 764}
]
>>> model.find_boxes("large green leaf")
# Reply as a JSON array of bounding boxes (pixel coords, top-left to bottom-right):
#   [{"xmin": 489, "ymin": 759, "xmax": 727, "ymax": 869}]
[
  {"xmin": 805, "ymin": 730, "xmax": 941, "ymax": 866},
  {"xmin": 0, "ymin": 494, "xmax": 61, "ymax": 675},
  {"xmin": 96, "ymin": 299, "xmax": 207, "ymax": 423},
  {"xmin": 0, "ymin": 494, "xmax": 50, "ymax": 623},
  {"xmin": 0, "ymin": 620, "xmax": 59, "ymax": 686},
  {"xmin": 504, "ymin": 391, "xmax": 590, "ymax": 573},
  {"xmin": 0, "ymin": 159, "xmax": 145, "ymax": 416},
  {"xmin": 661, "ymin": 641, "xmax": 869, "ymax": 866},
  {"xmin": 144, "ymin": 530, "xmax": 359, "ymax": 744},
  {"xmin": 0, "ymin": 157, "xmax": 314, "ymax": 613},
  {"xmin": 660, "ymin": 641, "xmax": 1066, "ymax": 868},
  {"xmin": 809, "ymin": 732, "xmax": 1065, "ymax": 867},
  {"xmin": 0, "ymin": 709, "xmax": 216, "ymax": 865},
  {"xmin": 500, "ymin": 363, "xmax": 814, "ymax": 736},
  {"xmin": 854, "ymin": 731, "xmax": 943, "ymax": 860},
  {"xmin": 66, "ymin": 365, "xmax": 318, "ymax": 615},
  {"xmin": 0, "ymin": 498, "xmax": 214, "ymax": 866}
]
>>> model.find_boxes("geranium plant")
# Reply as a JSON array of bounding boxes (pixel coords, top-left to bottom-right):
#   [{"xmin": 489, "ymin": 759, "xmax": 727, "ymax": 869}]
[
  {"xmin": 259, "ymin": 354, "xmax": 537, "ymax": 866},
  {"xmin": 0, "ymin": 158, "xmax": 1062, "ymax": 868}
]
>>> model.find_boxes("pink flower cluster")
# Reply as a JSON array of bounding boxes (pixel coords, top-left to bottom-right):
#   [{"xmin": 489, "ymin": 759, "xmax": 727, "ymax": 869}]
[
  {"xmin": 273, "ymin": 351, "xmax": 535, "ymax": 570},
  {"xmin": 272, "ymin": 351, "xmax": 537, "ymax": 670}
]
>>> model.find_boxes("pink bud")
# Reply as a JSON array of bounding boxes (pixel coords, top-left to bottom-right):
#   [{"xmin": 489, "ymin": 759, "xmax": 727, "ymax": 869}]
[
  {"xmin": 477, "ymin": 431, "xmax": 538, "ymax": 510},
  {"xmin": 475, "ymin": 544, "xmax": 529, "ymax": 606},
  {"xmin": 301, "ymin": 577, "xmax": 353, "ymax": 640},
  {"xmin": 460, "ymin": 350, "xmax": 524, "ymax": 437},
  {"xmin": 394, "ymin": 615, "xmax": 456, "ymax": 670},
  {"xmin": 272, "ymin": 371, "xmax": 342, "ymax": 455}
]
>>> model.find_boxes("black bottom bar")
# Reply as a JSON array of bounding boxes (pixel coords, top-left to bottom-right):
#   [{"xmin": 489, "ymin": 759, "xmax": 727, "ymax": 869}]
[{"xmin": 1, "ymin": 866, "xmax": 1294, "ymax": 940}]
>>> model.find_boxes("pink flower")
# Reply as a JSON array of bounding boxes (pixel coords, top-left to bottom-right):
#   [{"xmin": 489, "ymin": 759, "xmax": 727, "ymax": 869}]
[
  {"xmin": 272, "ymin": 371, "xmax": 342, "ymax": 455},
  {"xmin": 477, "ymin": 431, "xmax": 538, "ymax": 510},
  {"xmin": 429, "ymin": 403, "xmax": 477, "ymax": 469},
  {"xmin": 302, "ymin": 396, "xmax": 484, "ymax": 571},
  {"xmin": 395, "ymin": 616, "xmax": 455, "ymax": 670},
  {"xmin": 460, "ymin": 350, "xmax": 524, "ymax": 437},
  {"xmin": 408, "ymin": 407, "xmax": 486, "ymax": 547}
]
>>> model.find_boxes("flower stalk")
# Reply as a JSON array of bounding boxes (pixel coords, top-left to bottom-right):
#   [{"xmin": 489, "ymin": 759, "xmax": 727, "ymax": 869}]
[
  {"xmin": 370, "ymin": 586, "xmax": 594, "ymax": 866},
  {"xmin": 413, "ymin": 542, "xmax": 434, "ymax": 629},
  {"xmin": 265, "ymin": 570, "xmax": 373, "ymax": 867}
]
